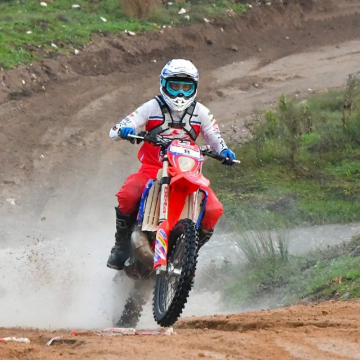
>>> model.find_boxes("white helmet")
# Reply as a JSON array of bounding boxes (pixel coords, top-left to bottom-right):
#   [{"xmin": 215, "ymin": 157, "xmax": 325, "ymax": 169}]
[{"xmin": 160, "ymin": 59, "xmax": 199, "ymax": 112}]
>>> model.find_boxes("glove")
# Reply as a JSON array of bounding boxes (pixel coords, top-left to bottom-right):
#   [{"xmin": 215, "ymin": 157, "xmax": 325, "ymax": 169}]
[
  {"xmin": 220, "ymin": 148, "xmax": 236, "ymax": 166},
  {"xmin": 119, "ymin": 127, "xmax": 135, "ymax": 140}
]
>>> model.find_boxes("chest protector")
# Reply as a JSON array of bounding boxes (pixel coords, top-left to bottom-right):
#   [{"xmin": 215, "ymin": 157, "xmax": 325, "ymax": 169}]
[{"xmin": 149, "ymin": 95, "xmax": 197, "ymax": 141}]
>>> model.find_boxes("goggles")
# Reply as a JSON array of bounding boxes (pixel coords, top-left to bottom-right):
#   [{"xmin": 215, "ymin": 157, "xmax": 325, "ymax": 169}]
[{"xmin": 164, "ymin": 80, "xmax": 196, "ymax": 98}]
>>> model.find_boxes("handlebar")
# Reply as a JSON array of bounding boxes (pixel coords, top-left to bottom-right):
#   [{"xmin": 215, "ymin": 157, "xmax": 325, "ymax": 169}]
[
  {"xmin": 201, "ymin": 147, "xmax": 241, "ymax": 164},
  {"xmin": 127, "ymin": 132, "xmax": 240, "ymax": 165}
]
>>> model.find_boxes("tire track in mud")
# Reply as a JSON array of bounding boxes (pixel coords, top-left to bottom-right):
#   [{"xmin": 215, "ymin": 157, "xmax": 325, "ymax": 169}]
[
  {"xmin": 274, "ymin": 334, "xmax": 360, "ymax": 360},
  {"xmin": 308, "ymin": 337, "xmax": 360, "ymax": 359},
  {"xmin": 212, "ymin": 38, "xmax": 360, "ymax": 139}
]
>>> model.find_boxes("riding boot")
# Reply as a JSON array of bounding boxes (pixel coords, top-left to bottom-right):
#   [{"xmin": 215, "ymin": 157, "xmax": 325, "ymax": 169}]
[
  {"xmin": 107, "ymin": 207, "xmax": 136, "ymax": 270},
  {"xmin": 197, "ymin": 227, "xmax": 214, "ymax": 250}
]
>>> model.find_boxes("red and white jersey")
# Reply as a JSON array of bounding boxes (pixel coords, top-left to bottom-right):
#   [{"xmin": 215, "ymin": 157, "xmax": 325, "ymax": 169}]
[{"xmin": 109, "ymin": 98, "xmax": 228, "ymax": 167}]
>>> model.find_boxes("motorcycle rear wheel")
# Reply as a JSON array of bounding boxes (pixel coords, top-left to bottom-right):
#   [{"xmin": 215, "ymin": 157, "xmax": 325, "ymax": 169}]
[
  {"xmin": 153, "ymin": 218, "xmax": 198, "ymax": 327},
  {"xmin": 116, "ymin": 280, "xmax": 152, "ymax": 328}
]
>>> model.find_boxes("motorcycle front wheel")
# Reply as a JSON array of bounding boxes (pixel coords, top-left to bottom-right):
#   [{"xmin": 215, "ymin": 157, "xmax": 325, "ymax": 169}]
[{"xmin": 153, "ymin": 218, "xmax": 198, "ymax": 327}]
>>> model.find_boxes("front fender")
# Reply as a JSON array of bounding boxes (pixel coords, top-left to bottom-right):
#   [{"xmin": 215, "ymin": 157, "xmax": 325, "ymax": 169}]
[
  {"xmin": 170, "ymin": 171, "xmax": 210, "ymax": 192},
  {"xmin": 153, "ymin": 171, "xmax": 210, "ymax": 270}
]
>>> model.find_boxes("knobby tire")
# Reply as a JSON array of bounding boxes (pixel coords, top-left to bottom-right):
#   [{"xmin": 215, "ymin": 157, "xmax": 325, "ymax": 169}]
[
  {"xmin": 153, "ymin": 218, "xmax": 198, "ymax": 327},
  {"xmin": 116, "ymin": 295, "xmax": 144, "ymax": 328}
]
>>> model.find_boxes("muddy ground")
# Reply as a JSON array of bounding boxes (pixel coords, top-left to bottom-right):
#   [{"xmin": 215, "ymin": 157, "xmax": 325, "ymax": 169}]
[
  {"xmin": 1, "ymin": 0, "xmax": 360, "ymax": 358},
  {"xmin": 1, "ymin": 301, "xmax": 360, "ymax": 360}
]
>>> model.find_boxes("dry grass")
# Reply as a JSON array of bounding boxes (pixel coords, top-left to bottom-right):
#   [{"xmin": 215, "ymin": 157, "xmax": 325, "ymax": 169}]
[{"xmin": 119, "ymin": 0, "xmax": 160, "ymax": 20}]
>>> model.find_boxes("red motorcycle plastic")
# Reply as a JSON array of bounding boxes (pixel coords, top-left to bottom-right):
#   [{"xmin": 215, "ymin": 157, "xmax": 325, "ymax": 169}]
[{"xmin": 115, "ymin": 132, "xmax": 239, "ymax": 327}]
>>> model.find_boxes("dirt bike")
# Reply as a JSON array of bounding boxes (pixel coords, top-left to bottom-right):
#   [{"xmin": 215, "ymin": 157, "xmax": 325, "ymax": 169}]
[{"xmin": 114, "ymin": 131, "xmax": 239, "ymax": 328}]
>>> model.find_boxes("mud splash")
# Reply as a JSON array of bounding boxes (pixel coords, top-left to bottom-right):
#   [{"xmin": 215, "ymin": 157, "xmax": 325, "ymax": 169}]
[{"xmin": 0, "ymin": 227, "xmax": 133, "ymax": 330}]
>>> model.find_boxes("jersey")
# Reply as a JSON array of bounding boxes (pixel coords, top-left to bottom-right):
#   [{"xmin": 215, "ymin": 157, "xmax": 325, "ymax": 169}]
[{"xmin": 109, "ymin": 98, "xmax": 228, "ymax": 167}]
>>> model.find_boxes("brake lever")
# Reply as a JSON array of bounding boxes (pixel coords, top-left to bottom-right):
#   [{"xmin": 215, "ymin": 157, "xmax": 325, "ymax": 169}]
[
  {"xmin": 143, "ymin": 132, "xmax": 158, "ymax": 144},
  {"xmin": 127, "ymin": 131, "xmax": 146, "ymax": 144},
  {"xmin": 136, "ymin": 131, "xmax": 147, "ymax": 144}
]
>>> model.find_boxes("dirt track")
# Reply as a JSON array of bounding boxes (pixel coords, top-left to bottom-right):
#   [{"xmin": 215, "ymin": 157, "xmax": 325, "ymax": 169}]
[
  {"xmin": 2, "ymin": 0, "xmax": 360, "ymax": 359},
  {"xmin": 2, "ymin": 0, "xmax": 360, "ymax": 219},
  {"xmin": 1, "ymin": 301, "xmax": 360, "ymax": 359}
]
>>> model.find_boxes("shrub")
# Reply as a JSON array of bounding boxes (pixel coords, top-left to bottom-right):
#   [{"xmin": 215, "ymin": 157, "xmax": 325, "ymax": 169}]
[
  {"xmin": 347, "ymin": 109, "xmax": 360, "ymax": 145},
  {"xmin": 237, "ymin": 228, "xmax": 289, "ymax": 267},
  {"xmin": 119, "ymin": 0, "xmax": 160, "ymax": 20},
  {"xmin": 342, "ymin": 71, "xmax": 360, "ymax": 129}
]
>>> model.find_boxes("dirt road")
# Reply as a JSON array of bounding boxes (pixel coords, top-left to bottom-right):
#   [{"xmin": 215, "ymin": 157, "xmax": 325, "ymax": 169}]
[
  {"xmin": 1, "ymin": 301, "xmax": 360, "ymax": 360},
  {"xmin": 2, "ymin": 0, "xmax": 360, "ymax": 218},
  {"xmin": 1, "ymin": 0, "xmax": 360, "ymax": 359}
]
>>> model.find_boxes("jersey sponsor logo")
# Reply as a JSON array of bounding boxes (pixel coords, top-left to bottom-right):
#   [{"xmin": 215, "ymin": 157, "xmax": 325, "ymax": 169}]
[
  {"xmin": 219, "ymin": 139, "xmax": 226, "ymax": 150},
  {"xmin": 168, "ymin": 129, "xmax": 182, "ymax": 135},
  {"xmin": 161, "ymin": 129, "xmax": 191, "ymax": 138}
]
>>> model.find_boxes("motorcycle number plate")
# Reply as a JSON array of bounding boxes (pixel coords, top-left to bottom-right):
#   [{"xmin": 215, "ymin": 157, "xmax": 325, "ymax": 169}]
[{"xmin": 169, "ymin": 145, "xmax": 201, "ymax": 159}]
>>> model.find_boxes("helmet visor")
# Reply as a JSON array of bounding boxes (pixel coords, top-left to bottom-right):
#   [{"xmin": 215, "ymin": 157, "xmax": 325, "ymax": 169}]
[{"xmin": 166, "ymin": 80, "xmax": 196, "ymax": 98}]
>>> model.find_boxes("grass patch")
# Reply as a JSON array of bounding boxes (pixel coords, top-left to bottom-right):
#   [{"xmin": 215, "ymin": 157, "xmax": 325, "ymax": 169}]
[
  {"xmin": 285, "ymin": 234, "xmax": 360, "ymax": 303},
  {"xmin": 202, "ymin": 73, "xmax": 360, "ymax": 310},
  {"xmin": 225, "ymin": 229, "xmax": 292, "ymax": 304},
  {"xmin": 0, "ymin": 0, "xmax": 151, "ymax": 68},
  {"xmin": 0, "ymin": 0, "xmax": 252, "ymax": 69},
  {"xmin": 222, "ymin": 233, "xmax": 360, "ymax": 307},
  {"xmin": 204, "ymin": 73, "xmax": 360, "ymax": 230}
]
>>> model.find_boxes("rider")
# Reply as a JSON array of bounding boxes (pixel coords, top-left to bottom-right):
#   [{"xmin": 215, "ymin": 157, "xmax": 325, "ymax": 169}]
[{"xmin": 107, "ymin": 59, "xmax": 236, "ymax": 270}]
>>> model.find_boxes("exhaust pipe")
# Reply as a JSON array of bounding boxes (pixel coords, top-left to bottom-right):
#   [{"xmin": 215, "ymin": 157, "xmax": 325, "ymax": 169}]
[{"xmin": 131, "ymin": 228, "xmax": 154, "ymax": 268}]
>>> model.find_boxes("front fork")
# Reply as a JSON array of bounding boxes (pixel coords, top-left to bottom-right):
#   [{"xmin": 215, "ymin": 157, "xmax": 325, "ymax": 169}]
[
  {"xmin": 154, "ymin": 156, "xmax": 170, "ymax": 274},
  {"xmin": 159, "ymin": 155, "xmax": 170, "ymax": 223},
  {"xmin": 153, "ymin": 156, "xmax": 201, "ymax": 274}
]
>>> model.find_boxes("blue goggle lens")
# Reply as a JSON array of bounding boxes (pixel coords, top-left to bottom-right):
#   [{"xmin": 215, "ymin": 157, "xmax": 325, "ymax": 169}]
[{"xmin": 165, "ymin": 80, "xmax": 195, "ymax": 97}]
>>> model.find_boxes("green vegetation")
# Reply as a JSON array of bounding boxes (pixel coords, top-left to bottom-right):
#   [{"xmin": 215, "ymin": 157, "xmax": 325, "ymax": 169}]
[
  {"xmin": 223, "ymin": 233, "xmax": 360, "ymax": 307},
  {"xmin": 0, "ymin": 0, "xmax": 250, "ymax": 69},
  {"xmin": 200, "ymin": 74, "xmax": 360, "ymax": 308},
  {"xmin": 225, "ymin": 229, "xmax": 293, "ymax": 304},
  {"xmin": 204, "ymin": 73, "xmax": 360, "ymax": 230}
]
